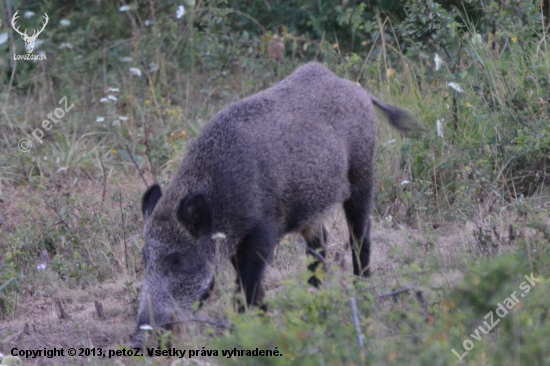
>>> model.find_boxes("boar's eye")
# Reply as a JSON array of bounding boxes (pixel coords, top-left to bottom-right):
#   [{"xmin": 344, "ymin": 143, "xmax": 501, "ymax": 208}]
[{"xmin": 164, "ymin": 252, "xmax": 187, "ymax": 272}]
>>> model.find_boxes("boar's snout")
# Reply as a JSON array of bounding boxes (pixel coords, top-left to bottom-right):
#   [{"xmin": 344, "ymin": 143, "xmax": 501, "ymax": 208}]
[
  {"xmin": 136, "ymin": 283, "xmax": 183, "ymax": 331},
  {"xmin": 136, "ymin": 276, "xmax": 215, "ymax": 331}
]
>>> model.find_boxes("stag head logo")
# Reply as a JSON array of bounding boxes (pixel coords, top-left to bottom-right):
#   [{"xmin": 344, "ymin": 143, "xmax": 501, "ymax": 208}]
[{"xmin": 12, "ymin": 11, "xmax": 49, "ymax": 53}]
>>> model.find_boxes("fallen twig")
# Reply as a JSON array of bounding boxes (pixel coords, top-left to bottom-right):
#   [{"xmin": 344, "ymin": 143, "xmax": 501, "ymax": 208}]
[
  {"xmin": 350, "ymin": 297, "xmax": 366, "ymax": 358},
  {"xmin": 333, "ymin": 261, "xmax": 367, "ymax": 359},
  {"xmin": 12, "ymin": 323, "xmax": 30, "ymax": 342},
  {"xmin": 95, "ymin": 301, "xmax": 105, "ymax": 320},
  {"xmin": 376, "ymin": 286, "xmax": 430, "ymax": 322},
  {"xmin": 56, "ymin": 300, "xmax": 72, "ymax": 320},
  {"xmin": 376, "ymin": 286, "xmax": 413, "ymax": 300}
]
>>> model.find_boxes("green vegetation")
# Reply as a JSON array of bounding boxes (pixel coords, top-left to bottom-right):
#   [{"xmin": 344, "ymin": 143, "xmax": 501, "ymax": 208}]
[{"xmin": 0, "ymin": 0, "xmax": 549, "ymax": 365}]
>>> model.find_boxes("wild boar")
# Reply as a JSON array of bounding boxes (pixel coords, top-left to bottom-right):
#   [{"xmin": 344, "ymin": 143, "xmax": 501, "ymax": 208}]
[{"xmin": 134, "ymin": 62, "xmax": 419, "ymax": 341}]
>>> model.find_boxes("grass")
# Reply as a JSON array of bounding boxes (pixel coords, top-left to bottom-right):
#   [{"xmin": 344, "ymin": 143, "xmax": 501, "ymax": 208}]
[{"xmin": 1, "ymin": 1, "xmax": 550, "ymax": 365}]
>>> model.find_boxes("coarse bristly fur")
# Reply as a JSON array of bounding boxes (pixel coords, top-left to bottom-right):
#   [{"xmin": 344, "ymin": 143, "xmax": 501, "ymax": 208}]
[{"xmin": 133, "ymin": 62, "xmax": 421, "ymax": 346}]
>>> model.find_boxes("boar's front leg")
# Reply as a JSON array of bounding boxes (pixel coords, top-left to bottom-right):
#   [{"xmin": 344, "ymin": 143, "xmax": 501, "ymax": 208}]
[{"xmin": 231, "ymin": 223, "xmax": 277, "ymax": 312}]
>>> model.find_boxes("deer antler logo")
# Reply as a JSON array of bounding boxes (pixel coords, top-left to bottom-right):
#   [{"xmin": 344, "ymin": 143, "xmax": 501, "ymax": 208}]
[{"xmin": 12, "ymin": 11, "xmax": 49, "ymax": 53}]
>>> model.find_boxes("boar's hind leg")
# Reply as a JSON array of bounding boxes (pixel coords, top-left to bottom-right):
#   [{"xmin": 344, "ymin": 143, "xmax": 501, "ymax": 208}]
[
  {"xmin": 231, "ymin": 223, "xmax": 277, "ymax": 312},
  {"xmin": 301, "ymin": 224, "xmax": 328, "ymax": 287},
  {"xmin": 344, "ymin": 179, "xmax": 373, "ymax": 278}
]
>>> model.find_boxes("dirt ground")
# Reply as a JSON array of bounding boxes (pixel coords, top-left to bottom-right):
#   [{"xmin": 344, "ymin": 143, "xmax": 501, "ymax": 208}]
[{"xmin": 0, "ymin": 185, "xmax": 475, "ymax": 365}]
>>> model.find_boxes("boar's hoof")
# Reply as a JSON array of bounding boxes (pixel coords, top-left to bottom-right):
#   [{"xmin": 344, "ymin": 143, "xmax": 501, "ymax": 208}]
[{"xmin": 132, "ymin": 331, "xmax": 146, "ymax": 349}]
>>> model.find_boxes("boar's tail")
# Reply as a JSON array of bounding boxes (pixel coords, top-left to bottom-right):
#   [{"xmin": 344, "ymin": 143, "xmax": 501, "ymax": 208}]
[{"xmin": 371, "ymin": 97, "xmax": 424, "ymax": 136}]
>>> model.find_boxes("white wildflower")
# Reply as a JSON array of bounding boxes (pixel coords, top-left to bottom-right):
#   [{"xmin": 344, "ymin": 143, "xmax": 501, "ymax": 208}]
[
  {"xmin": 119, "ymin": 5, "xmax": 131, "ymax": 12},
  {"xmin": 448, "ymin": 82, "xmax": 463, "ymax": 93},
  {"xmin": 470, "ymin": 33, "xmax": 482, "ymax": 47},
  {"xmin": 24, "ymin": 11, "xmax": 35, "ymax": 18},
  {"xmin": 108, "ymin": 87, "xmax": 119, "ymax": 93},
  {"xmin": 212, "ymin": 232, "xmax": 227, "ymax": 240},
  {"xmin": 107, "ymin": 95, "xmax": 117, "ymax": 102},
  {"xmin": 95, "ymin": 116, "xmax": 105, "ymax": 123},
  {"xmin": 37, "ymin": 263, "xmax": 46, "ymax": 271},
  {"xmin": 436, "ymin": 119, "xmax": 443, "ymax": 138},
  {"xmin": 99, "ymin": 97, "xmax": 108, "ymax": 103},
  {"xmin": 120, "ymin": 56, "xmax": 133, "ymax": 63},
  {"xmin": 118, "ymin": 116, "xmax": 129, "ymax": 121},
  {"xmin": 60, "ymin": 19, "xmax": 71, "ymax": 26},
  {"xmin": 401, "ymin": 180, "xmax": 411, "ymax": 185},
  {"xmin": 434, "ymin": 54, "xmax": 443, "ymax": 71},
  {"xmin": 129, "ymin": 67, "xmax": 142, "ymax": 77},
  {"xmin": 0, "ymin": 33, "xmax": 8, "ymax": 46},
  {"xmin": 149, "ymin": 62, "xmax": 159, "ymax": 73},
  {"xmin": 59, "ymin": 42, "xmax": 73, "ymax": 49},
  {"xmin": 176, "ymin": 5, "xmax": 185, "ymax": 19}
]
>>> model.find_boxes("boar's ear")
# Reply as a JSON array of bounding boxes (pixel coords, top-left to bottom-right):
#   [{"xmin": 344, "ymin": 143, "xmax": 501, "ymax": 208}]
[
  {"xmin": 177, "ymin": 192, "xmax": 212, "ymax": 237},
  {"xmin": 142, "ymin": 184, "xmax": 162, "ymax": 219}
]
